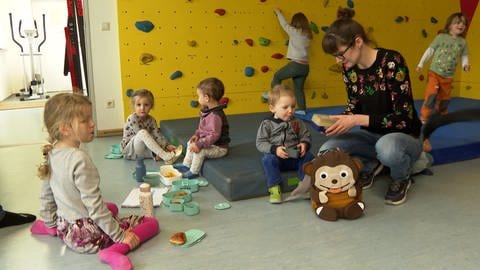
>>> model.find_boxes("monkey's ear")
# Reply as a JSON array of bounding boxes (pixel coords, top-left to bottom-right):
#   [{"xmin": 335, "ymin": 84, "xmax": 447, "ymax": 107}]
[
  {"xmin": 303, "ymin": 161, "xmax": 313, "ymax": 175},
  {"xmin": 352, "ymin": 157, "xmax": 363, "ymax": 171}
]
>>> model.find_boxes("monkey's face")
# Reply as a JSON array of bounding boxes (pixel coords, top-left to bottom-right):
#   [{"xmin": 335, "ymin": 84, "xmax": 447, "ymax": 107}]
[{"xmin": 314, "ymin": 165, "xmax": 356, "ymax": 194}]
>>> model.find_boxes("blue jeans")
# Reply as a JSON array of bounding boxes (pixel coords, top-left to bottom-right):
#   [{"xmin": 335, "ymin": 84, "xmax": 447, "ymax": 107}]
[
  {"xmin": 271, "ymin": 61, "xmax": 309, "ymax": 111},
  {"xmin": 318, "ymin": 130, "xmax": 422, "ymax": 181},
  {"xmin": 261, "ymin": 152, "xmax": 315, "ymax": 188}
]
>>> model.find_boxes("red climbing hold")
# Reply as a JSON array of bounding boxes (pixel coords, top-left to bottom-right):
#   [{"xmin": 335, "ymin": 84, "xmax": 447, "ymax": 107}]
[
  {"xmin": 220, "ymin": 97, "xmax": 229, "ymax": 105},
  {"xmin": 214, "ymin": 9, "xmax": 226, "ymax": 16},
  {"xmin": 419, "ymin": 74, "xmax": 424, "ymax": 81},
  {"xmin": 271, "ymin": 53, "xmax": 284, "ymax": 59},
  {"xmin": 245, "ymin": 38, "xmax": 254, "ymax": 46},
  {"xmin": 260, "ymin": 66, "xmax": 269, "ymax": 73}
]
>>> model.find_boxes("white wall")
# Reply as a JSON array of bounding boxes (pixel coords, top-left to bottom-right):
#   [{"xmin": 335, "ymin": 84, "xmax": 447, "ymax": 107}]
[{"xmin": 85, "ymin": 0, "xmax": 124, "ymax": 131}]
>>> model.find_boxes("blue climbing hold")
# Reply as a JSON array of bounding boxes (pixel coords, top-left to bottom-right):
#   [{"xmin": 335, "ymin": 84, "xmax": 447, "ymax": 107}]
[
  {"xmin": 126, "ymin": 89, "xmax": 134, "ymax": 97},
  {"xmin": 347, "ymin": 0, "xmax": 354, "ymax": 9},
  {"xmin": 421, "ymin": 29, "xmax": 428, "ymax": 38},
  {"xmin": 170, "ymin": 70, "xmax": 183, "ymax": 80},
  {"xmin": 190, "ymin": 100, "xmax": 199, "ymax": 108},
  {"xmin": 395, "ymin": 16, "xmax": 404, "ymax": 23},
  {"xmin": 135, "ymin": 20, "xmax": 154, "ymax": 33},
  {"xmin": 244, "ymin": 67, "xmax": 254, "ymax": 77},
  {"xmin": 431, "ymin": 17, "xmax": 438, "ymax": 24}
]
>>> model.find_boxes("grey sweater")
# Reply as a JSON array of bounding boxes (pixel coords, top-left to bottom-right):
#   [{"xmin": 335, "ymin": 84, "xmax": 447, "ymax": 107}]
[
  {"xmin": 256, "ymin": 115, "xmax": 311, "ymax": 154},
  {"xmin": 39, "ymin": 147, "xmax": 125, "ymax": 243}
]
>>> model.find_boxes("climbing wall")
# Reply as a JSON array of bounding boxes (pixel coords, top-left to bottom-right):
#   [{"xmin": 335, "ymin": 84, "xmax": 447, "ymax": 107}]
[{"xmin": 117, "ymin": 0, "xmax": 471, "ymax": 122}]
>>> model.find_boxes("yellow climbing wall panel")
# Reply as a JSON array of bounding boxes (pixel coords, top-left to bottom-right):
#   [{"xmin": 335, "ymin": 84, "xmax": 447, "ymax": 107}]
[
  {"xmin": 117, "ymin": 0, "xmax": 465, "ymax": 122},
  {"xmin": 461, "ymin": 8, "xmax": 480, "ymax": 99}
]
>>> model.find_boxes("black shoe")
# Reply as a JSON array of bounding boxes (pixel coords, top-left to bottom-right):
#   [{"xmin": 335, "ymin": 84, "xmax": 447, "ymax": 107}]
[
  {"xmin": 359, "ymin": 162, "xmax": 384, "ymax": 189},
  {"xmin": 384, "ymin": 178, "xmax": 412, "ymax": 205},
  {"xmin": 0, "ymin": 211, "xmax": 36, "ymax": 228}
]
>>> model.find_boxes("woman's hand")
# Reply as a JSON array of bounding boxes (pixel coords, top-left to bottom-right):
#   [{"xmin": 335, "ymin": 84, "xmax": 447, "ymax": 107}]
[{"xmin": 325, "ymin": 114, "xmax": 365, "ymax": 136}]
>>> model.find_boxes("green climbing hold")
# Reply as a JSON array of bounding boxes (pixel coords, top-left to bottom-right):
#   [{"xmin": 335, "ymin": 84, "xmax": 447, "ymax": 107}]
[
  {"xmin": 261, "ymin": 92, "xmax": 269, "ymax": 103},
  {"xmin": 310, "ymin": 21, "xmax": 319, "ymax": 34},
  {"xmin": 126, "ymin": 89, "xmax": 134, "ymax": 97},
  {"xmin": 258, "ymin": 37, "xmax": 271, "ymax": 46}
]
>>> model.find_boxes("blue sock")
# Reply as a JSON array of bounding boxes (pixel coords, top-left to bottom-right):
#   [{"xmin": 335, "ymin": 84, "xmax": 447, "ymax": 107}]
[
  {"xmin": 173, "ymin": 164, "xmax": 190, "ymax": 173},
  {"xmin": 182, "ymin": 171, "xmax": 199, "ymax": 179}
]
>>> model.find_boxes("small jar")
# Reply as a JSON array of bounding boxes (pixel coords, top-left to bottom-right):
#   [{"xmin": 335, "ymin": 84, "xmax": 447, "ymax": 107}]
[{"xmin": 139, "ymin": 183, "xmax": 154, "ymax": 217}]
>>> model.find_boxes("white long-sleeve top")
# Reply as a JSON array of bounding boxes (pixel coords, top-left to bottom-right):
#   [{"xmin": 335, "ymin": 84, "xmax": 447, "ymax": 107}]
[{"xmin": 274, "ymin": 10, "xmax": 311, "ymax": 63}]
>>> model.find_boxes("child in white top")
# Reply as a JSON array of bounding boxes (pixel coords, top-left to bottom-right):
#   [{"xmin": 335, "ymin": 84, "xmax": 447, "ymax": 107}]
[
  {"xmin": 30, "ymin": 93, "xmax": 160, "ymax": 270},
  {"xmin": 121, "ymin": 89, "xmax": 181, "ymax": 164},
  {"xmin": 271, "ymin": 8, "xmax": 313, "ymax": 115}
]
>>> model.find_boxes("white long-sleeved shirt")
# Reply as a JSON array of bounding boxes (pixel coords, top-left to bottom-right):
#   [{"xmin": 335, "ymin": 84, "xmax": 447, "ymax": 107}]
[{"xmin": 274, "ymin": 10, "xmax": 312, "ymax": 63}]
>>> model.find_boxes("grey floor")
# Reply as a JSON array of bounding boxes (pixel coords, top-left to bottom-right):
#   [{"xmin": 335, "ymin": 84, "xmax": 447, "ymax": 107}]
[{"xmin": 2, "ymin": 135, "xmax": 480, "ymax": 269}]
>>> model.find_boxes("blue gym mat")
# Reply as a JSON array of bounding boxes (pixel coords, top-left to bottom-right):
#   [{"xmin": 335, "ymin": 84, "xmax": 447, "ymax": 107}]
[{"xmin": 160, "ymin": 97, "xmax": 480, "ymax": 201}]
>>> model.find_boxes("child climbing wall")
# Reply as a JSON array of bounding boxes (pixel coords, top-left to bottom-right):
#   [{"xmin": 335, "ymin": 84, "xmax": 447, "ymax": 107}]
[{"xmin": 117, "ymin": 0, "xmax": 471, "ymax": 123}]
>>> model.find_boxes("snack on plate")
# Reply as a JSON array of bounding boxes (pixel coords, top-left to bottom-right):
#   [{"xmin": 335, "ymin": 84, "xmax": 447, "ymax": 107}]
[
  {"xmin": 159, "ymin": 165, "xmax": 182, "ymax": 185},
  {"xmin": 169, "ymin": 232, "xmax": 187, "ymax": 245}
]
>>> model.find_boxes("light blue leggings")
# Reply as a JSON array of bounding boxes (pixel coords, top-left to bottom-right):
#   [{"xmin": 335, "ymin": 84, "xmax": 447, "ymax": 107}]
[{"xmin": 318, "ymin": 130, "xmax": 422, "ymax": 181}]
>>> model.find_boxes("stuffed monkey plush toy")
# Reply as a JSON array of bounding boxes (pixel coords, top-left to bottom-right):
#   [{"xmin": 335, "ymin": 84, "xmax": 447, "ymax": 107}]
[{"xmin": 304, "ymin": 149, "xmax": 364, "ymax": 221}]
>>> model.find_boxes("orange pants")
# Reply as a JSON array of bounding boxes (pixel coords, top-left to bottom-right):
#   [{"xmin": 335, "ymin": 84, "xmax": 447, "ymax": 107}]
[{"xmin": 420, "ymin": 70, "xmax": 453, "ymax": 122}]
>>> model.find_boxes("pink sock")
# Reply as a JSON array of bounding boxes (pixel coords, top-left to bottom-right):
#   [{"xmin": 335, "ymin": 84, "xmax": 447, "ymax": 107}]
[
  {"xmin": 105, "ymin": 202, "xmax": 119, "ymax": 217},
  {"xmin": 30, "ymin": 220, "xmax": 57, "ymax": 236},
  {"xmin": 98, "ymin": 243, "xmax": 132, "ymax": 270},
  {"xmin": 131, "ymin": 217, "xmax": 160, "ymax": 243}
]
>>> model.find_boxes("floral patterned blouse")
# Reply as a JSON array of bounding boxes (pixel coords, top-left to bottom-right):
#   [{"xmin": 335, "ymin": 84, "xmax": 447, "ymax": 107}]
[{"xmin": 342, "ymin": 48, "xmax": 422, "ymax": 137}]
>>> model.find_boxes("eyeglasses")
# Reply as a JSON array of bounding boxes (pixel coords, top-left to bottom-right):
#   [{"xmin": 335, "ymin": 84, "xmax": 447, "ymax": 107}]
[{"xmin": 333, "ymin": 41, "xmax": 354, "ymax": 61}]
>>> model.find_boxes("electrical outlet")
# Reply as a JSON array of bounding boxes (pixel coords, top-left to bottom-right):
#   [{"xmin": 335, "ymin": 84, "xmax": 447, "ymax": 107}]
[{"xmin": 106, "ymin": 99, "xmax": 115, "ymax": 109}]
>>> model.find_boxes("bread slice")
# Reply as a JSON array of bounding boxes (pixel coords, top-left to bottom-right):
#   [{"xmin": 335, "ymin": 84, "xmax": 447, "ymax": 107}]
[
  {"xmin": 311, "ymin": 114, "xmax": 336, "ymax": 127},
  {"xmin": 169, "ymin": 232, "xmax": 187, "ymax": 245}
]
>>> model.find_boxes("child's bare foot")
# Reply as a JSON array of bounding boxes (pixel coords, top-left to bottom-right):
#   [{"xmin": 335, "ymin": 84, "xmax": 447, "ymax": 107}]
[{"xmin": 423, "ymin": 139, "xmax": 432, "ymax": 152}]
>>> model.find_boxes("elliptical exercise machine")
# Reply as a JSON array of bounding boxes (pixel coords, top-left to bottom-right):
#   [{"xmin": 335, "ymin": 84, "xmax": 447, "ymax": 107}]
[{"xmin": 9, "ymin": 12, "xmax": 49, "ymax": 101}]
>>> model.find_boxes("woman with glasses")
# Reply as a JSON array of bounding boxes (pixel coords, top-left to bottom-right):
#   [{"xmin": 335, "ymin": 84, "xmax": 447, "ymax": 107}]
[{"xmin": 317, "ymin": 7, "xmax": 423, "ymax": 205}]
